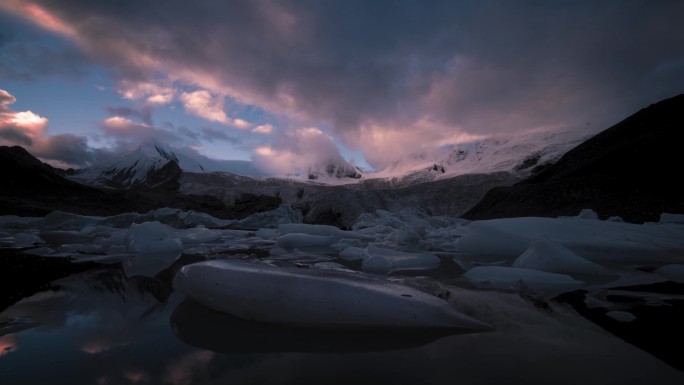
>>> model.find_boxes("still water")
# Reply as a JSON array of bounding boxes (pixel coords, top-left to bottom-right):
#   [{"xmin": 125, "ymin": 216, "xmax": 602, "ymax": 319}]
[{"xmin": 1, "ymin": 265, "xmax": 683, "ymax": 385}]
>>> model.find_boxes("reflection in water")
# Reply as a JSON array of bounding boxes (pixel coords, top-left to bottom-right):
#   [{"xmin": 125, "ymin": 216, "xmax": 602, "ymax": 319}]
[
  {"xmin": 163, "ymin": 350, "xmax": 215, "ymax": 385},
  {"xmin": 171, "ymin": 299, "xmax": 465, "ymax": 354},
  {"xmin": 1, "ymin": 266, "xmax": 683, "ymax": 384},
  {"xmin": 0, "ymin": 334, "xmax": 18, "ymax": 356}
]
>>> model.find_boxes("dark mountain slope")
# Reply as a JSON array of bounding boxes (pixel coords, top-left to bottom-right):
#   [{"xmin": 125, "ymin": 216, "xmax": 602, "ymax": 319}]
[
  {"xmin": 463, "ymin": 94, "xmax": 684, "ymax": 223},
  {"xmin": 0, "ymin": 146, "xmax": 279, "ymax": 219}
]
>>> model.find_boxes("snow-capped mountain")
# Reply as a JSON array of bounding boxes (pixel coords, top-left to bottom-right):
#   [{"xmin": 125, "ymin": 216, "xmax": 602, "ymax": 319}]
[
  {"xmin": 69, "ymin": 144, "xmax": 202, "ymax": 189},
  {"xmin": 371, "ymin": 129, "xmax": 593, "ymax": 186},
  {"xmin": 305, "ymin": 158, "xmax": 363, "ymax": 181}
]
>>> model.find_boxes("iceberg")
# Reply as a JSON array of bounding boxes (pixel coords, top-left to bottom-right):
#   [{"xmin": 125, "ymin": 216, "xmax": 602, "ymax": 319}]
[
  {"xmin": 279, "ymin": 223, "xmax": 371, "ymax": 240},
  {"xmin": 122, "ymin": 221, "xmax": 182, "ymax": 277},
  {"xmin": 276, "ymin": 233, "xmax": 340, "ymax": 251},
  {"xmin": 361, "ymin": 246, "xmax": 440, "ymax": 274},
  {"xmin": 174, "ymin": 259, "xmax": 492, "ymax": 330},
  {"xmin": 512, "ymin": 236, "xmax": 614, "ymax": 277},
  {"xmin": 463, "ymin": 266, "xmax": 585, "ymax": 295}
]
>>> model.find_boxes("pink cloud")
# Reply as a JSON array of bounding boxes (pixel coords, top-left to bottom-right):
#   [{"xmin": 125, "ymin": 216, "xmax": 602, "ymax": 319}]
[
  {"xmin": 252, "ymin": 124, "xmax": 273, "ymax": 134},
  {"xmin": 117, "ymin": 80, "xmax": 175, "ymax": 105},
  {"xmin": 179, "ymin": 90, "xmax": 228, "ymax": 124}
]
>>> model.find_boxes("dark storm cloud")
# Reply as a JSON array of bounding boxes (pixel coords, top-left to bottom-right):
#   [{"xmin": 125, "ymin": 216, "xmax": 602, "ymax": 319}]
[
  {"xmin": 0, "ymin": 126, "xmax": 33, "ymax": 145},
  {"xmin": 4, "ymin": 0, "xmax": 684, "ymax": 168},
  {"xmin": 0, "ymin": 12, "xmax": 87, "ymax": 81}
]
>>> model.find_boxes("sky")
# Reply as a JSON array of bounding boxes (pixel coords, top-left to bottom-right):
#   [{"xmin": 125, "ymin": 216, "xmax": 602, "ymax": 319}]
[{"xmin": 1, "ymin": 0, "xmax": 683, "ymax": 174}]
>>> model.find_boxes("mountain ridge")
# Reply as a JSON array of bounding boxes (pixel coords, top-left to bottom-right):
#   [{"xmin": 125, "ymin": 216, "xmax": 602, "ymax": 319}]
[{"xmin": 463, "ymin": 93, "xmax": 684, "ymax": 223}]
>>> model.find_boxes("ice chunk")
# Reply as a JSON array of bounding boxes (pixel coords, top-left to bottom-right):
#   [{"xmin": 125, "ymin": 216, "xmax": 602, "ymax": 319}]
[
  {"xmin": 361, "ymin": 247, "xmax": 440, "ymax": 274},
  {"xmin": 339, "ymin": 246, "xmax": 369, "ymax": 261},
  {"xmin": 178, "ymin": 227, "xmax": 221, "ymax": 244},
  {"xmin": 123, "ymin": 221, "xmax": 182, "ymax": 277},
  {"xmin": 463, "ymin": 266, "xmax": 585, "ymax": 295},
  {"xmin": 512, "ymin": 236, "xmax": 614, "ymax": 276},
  {"xmin": 310, "ymin": 262, "xmax": 356, "ymax": 273},
  {"xmin": 38, "ymin": 211, "xmax": 102, "ymax": 230},
  {"xmin": 180, "ymin": 211, "xmax": 234, "ymax": 228},
  {"xmin": 655, "ymin": 264, "xmax": 684, "ymax": 283},
  {"xmin": 458, "ymin": 217, "xmax": 684, "ymax": 266},
  {"xmin": 23, "ymin": 247, "xmax": 55, "ymax": 256},
  {"xmin": 577, "ymin": 209, "xmax": 599, "ymax": 220},
  {"xmin": 606, "ymin": 310, "xmax": 636, "ymax": 323},
  {"xmin": 124, "ymin": 221, "xmax": 179, "ymax": 254},
  {"xmin": 457, "ymin": 221, "xmax": 530, "ymax": 261},
  {"xmin": 279, "ymin": 223, "xmax": 372, "ymax": 240},
  {"xmin": 237, "ymin": 205, "xmax": 303, "ymax": 229},
  {"xmin": 384, "ymin": 228, "xmax": 422, "ymax": 244},
  {"xmin": 11, "ymin": 232, "xmax": 43, "ymax": 247},
  {"xmin": 276, "ymin": 233, "xmax": 340, "ymax": 250},
  {"xmin": 174, "ymin": 259, "xmax": 492, "ymax": 330},
  {"xmin": 255, "ymin": 228, "xmax": 280, "ymax": 240},
  {"xmin": 38, "ymin": 231, "xmax": 94, "ymax": 245},
  {"xmin": 659, "ymin": 213, "xmax": 684, "ymax": 225}
]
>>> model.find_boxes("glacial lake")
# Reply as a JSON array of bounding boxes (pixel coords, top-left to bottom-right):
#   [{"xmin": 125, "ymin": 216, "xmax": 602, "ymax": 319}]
[
  {"xmin": 2, "ymin": 209, "xmax": 684, "ymax": 384},
  {"xmin": 2, "ymin": 260, "xmax": 683, "ymax": 385}
]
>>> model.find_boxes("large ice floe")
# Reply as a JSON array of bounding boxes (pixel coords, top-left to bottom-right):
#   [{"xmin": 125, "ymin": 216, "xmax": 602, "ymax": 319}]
[
  {"xmin": 174, "ymin": 259, "xmax": 491, "ymax": 330},
  {"xmin": 2, "ymin": 206, "xmax": 684, "ymax": 329}
]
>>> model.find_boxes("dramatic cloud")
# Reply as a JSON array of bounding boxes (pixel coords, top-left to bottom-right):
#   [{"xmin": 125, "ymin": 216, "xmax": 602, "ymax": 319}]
[
  {"xmin": 0, "ymin": 88, "xmax": 102, "ymax": 167},
  {"xmin": 100, "ymin": 115, "xmax": 186, "ymax": 152},
  {"xmin": 178, "ymin": 90, "xmax": 228, "ymax": 124},
  {"xmin": 2, "ymin": 1, "xmax": 684, "ymax": 169},
  {"xmin": 252, "ymin": 127, "xmax": 348, "ymax": 176},
  {"xmin": 0, "ymin": 12, "xmax": 87, "ymax": 81}
]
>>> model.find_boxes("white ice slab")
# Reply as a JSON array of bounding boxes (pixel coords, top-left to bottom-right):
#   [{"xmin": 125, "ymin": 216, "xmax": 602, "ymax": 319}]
[{"xmin": 174, "ymin": 259, "xmax": 492, "ymax": 330}]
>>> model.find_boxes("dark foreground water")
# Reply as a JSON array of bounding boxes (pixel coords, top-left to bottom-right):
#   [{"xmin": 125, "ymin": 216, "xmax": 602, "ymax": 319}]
[{"xmin": 2, "ymin": 263, "xmax": 683, "ymax": 385}]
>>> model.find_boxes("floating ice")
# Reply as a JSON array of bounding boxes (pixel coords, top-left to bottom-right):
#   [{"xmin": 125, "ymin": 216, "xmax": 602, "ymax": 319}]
[
  {"xmin": 463, "ymin": 266, "xmax": 585, "ymax": 295},
  {"xmin": 276, "ymin": 233, "xmax": 340, "ymax": 251},
  {"xmin": 123, "ymin": 221, "xmax": 182, "ymax": 277},
  {"xmin": 339, "ymin": 246, "xmax": 369, "ymax": 261},
  {"xmin": 174, "ymin": 259, "xmax": 492, "ymax": 330},
  {"xmin": 606, "ymin": 310, "xmax": 636, "ymax": 323},
  {"xmin": 23, "ymin": 247, "xmax": 56, "ymax": 256},
  {"xmin": 11, "ymin": 233, "xmax": 43, "ymax": 247},
  {"xmin": 655, "ymin": 264, "xmax": 684, "ymax": 283},
  {"xmin": 457, "ymin": 217, "xmax": 684, "ymax": 267},
  {"xmin": 362, "ymin": 246, "xmax": 440, "ymax": 274},
  {"xmin": 178, "ymin": 226, "xmax": 221, "ymax": 244},
  {"xmin": 255, "ymin": 228, "xmax": 280, "ymax": 240},
  {"xmin": 457, "ymin": 221, "xmax": 530, "ymax": 261},
  {"xmin": 659, "ymin": 213, "xmax": 684, "ymax": 225},
  {"xmin": 512, "ymin": 236, "xmax": 614, "ymax": 277},
  {"xmin": 279, "ymin": 223, "xmax": 371, "ymax": 240},
  {"xmin": 577, "ymin": 209, "xmax": 600, "ymax": 220},
  {"xmin": 38, "ymin": 231, "xmax": 94, "ymax": 245},
  {"xmin": 237, "ymin": 205, "xmax": 303, "ymax": 229}
]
